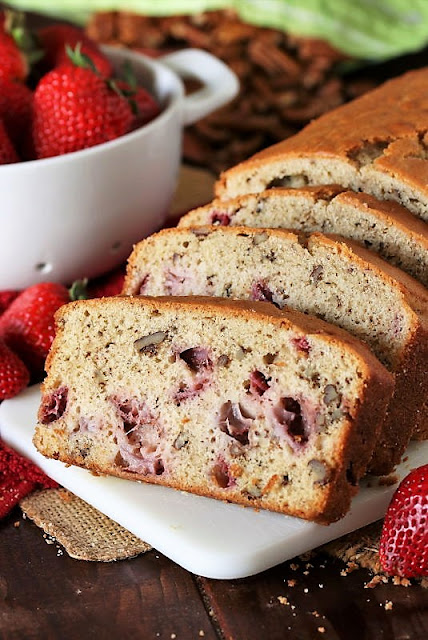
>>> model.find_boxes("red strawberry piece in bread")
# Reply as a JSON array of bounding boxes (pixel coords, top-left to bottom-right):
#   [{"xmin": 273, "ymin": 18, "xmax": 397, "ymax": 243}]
[
  {"xmin": 0, "ymin": 339, "xmax": 29, "ymax": 400},
  {"xmin": 38, "ymin": 24, "xmax": 113, "ymax": 77},
  {"xmin": 0, "ymin": 119, "xmax": 19, "ymax": 164},
  {"xmin": 379, "ymin": 464, "xmax": 428, "ymax": 578},
  {"xmin": 0, "ymin": 78, "xmax": 33, "ymax": 149},
  {"xmin": 0, "ymin": 282, "xmax": 70, "ymax": 377},
  {"xmin": 32, "ymin": 47, "xmax": 134, "ymax": 159},
  {"xmin": 0, "ymin": 290, "xmax": 20, "ymax": 315}
]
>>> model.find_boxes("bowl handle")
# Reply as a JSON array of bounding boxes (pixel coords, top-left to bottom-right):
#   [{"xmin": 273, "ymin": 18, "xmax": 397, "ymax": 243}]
[{"xmin": 159, "ymin": 48, "xmax": 239, "ymax": 126}]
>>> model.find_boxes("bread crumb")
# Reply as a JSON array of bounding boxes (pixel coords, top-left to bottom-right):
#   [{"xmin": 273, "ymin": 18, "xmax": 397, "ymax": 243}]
[
  {"xmin": 318, "ymin": 627, "xmax": 326, "ymax": 634},
  {"xmin": 170, "ymin": 634, "xmax": 176, "ymax": 639},
  {"xmin": 58, "ymin": 488, "xmax": 73, "ymax": 502},
  {"xmin": 198, "ymin": 631, "xmax": 205, "ymax": 637},
  {"xmin": 340, "ymin": 561, "xmax": 359, "ymax": 576},
  {"xmin": 384, "ymin": 601, "xmax": 393, "ymax": 610},
  {"xmin": 378, "ymin": 474, "xmax": 399, "ymax": 487},
  {"xmin": 287, "ymin": 579, "xmax": 297, "ymax": 587},
  {"xmin": 290, "ymin": 563, "xmax": 299, "ymax": 571},
  {"xmin": 392, "ymin": 576, "xmax": 411, "ymax": 587},
  {"xmin": 365, "ymin": 575, "xmax": 386, "ymax": 589},
  {"xmin": 277, "ymin": 596, "xmax": 289, "ymax": 605},
  {"xmin": 13, "ymin": 521, "xmax": 20, "ymax": 528},
  {"xmin": 311, "ymin": 611, "xmax": 320, "ymax": 618}
]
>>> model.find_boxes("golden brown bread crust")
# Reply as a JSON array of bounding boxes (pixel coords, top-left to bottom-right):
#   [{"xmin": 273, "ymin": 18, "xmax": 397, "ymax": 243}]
[
  {"xmin": 33, "ymin": 443, "xmax": 353, "ymax": 524},
  {"xmin": 36, "ymin": 295, "xmax": 394, "ymax": 524},
  {"xmin": 215, "ymin": 68, "xmax": 428, "ymax": 219},
  {"xmin": 229, "ymin": 68, "xmax": 428, "ymax": 164}
]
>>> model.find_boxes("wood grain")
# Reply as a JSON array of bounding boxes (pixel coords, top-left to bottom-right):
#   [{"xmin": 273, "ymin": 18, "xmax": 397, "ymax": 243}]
[
  {"xmin": 0, "ymin": 509, "xmax": 218, "ymax": 640},
  {"xmin": 1, "ymin": 509, "xmax": 427, "ymax": 640}
]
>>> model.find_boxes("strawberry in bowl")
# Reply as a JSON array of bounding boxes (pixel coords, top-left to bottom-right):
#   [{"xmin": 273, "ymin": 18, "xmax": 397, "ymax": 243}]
[{"xmin": 0, "ymin": 13, "xmax": 238, "ymax": 289}]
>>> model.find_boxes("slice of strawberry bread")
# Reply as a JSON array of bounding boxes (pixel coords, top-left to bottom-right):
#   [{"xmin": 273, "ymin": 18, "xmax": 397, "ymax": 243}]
[
  {"xmin": 34, "ymin": 296, "xmax": 393, "ymax": 524},
  {"xmin": 215, "ymin": 68, "xmax": 428, "ymax": 224},
  {"xmin": 122, "ymin": 226, "xmax": 428, "ymax": 474},
  {"xmin": 178, "ymin": 186, "xmax": 428, "ymax": 287}
]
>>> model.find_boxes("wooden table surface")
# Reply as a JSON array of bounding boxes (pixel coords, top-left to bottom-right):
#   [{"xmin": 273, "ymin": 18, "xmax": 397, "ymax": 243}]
[{"xmin": 1, "ymin": 505, "xmax": 427, "ymax": 640}]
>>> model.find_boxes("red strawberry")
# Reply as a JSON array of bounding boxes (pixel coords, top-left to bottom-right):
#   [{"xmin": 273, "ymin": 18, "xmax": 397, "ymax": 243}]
[
  {"xmin": 0, "ymin": 339, "xmax": 29, "ymax": 400},
  {"xmin": 117, "ymin": 80, "xmax": 160, "ymax": 129},
  {"xmin": 0, "ymin": 290, "xmax": 20, "ymax": 315},
  {"xmin": 0, "ymin": 443, "xmax": 57, "ymax": 518},
  {"xmin": 0, "ymin": 119, "xmax": 19, "ymax": 164},
  {"xmin": 0, "ymin": 29, "xmax": 27, "ymax": 81},
  {"xmin": 0, "ymin": 282, "xmax": 70, "ymax": 376},
  {"xmin": 32, "ymin": 62, "xmax": 133, "ymax": 159},
  {"xmin": 379, "ymin": 464, "xmax": 428, "ymax": 578},
  {"xmin": 38, "ymin": 24, "xmax": 113, "ymax": 77},
  {"xmin": 0, "ymin": 78, "xmax": 33, "ymax": 149},
  {"xmin": 87, "ymin": 266, "xmax": 126, "ymax": 298}
]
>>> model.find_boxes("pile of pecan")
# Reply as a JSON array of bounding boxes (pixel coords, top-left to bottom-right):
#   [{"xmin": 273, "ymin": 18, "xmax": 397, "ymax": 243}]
[{"xmin": 87, "ymin": 10, "xmax": 375, "ymax": 173}]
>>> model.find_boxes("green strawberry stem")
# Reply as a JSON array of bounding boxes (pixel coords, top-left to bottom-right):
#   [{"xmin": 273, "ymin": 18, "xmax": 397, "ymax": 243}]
[
  {"xmin": 65, "ymin": 43, "xmax": 140, "ymax": 116},
  {"xmin": 121, "ymin": 60, "xmax": 137, "ymax": 91},
  {"xmin": 69, "ymin": 279, "xmax": 88, "ymax": 301},
  {"xmin": 65, "ymin": 42, "xmax": 97, "ymax": 74}
]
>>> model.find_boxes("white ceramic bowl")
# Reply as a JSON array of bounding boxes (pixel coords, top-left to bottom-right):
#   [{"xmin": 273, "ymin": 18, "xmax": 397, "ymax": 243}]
[{"xmin": 0, "ymin": 46, "xmax": 239, "ymax": 289}]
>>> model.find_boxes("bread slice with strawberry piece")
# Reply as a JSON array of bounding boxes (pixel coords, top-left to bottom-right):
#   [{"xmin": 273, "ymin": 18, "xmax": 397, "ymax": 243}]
[
  {"xmin": 123, "ymin": 225, "xmax": 428, "ymax": 473},
  {"xmin": 179, "ymin": 186, "xmax": 428, "ymax": 287},
  {"xmin": 34, "ymin": 296, "xmax": 394, "ymax": 524}
]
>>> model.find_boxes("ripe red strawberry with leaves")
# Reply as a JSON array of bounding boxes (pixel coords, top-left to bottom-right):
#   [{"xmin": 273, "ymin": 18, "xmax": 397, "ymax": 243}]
[
  {"xmin": 0, "ymin": 339, "xmax": 29, "ymax": 400},
  {"xmin": 32, "ymin": 45, "xmax": 134, "ymax": 159},
  {"xmin": 0, "ymin": 10, "xmax": 41, "ymax": 82},
  {"xmin": 0, "ymin": 28, "xmax": 27, "ymax": 81},
  {"xmin": 379, "ymin": 464, "xmax": 428, "ymax": 578},
  {"xmin": 0, "ymin": 282, "xmax": 70, "ymax": 377},
  {"xmin": 116, "ymin": 64, "xmax": 160, "ymax": 129},
  {"xmin": 0, "ymin": 119, "xmax": 19, "ymax": 164},
  {"xmin": 38, "ymin": 24, "xmax": 113, "ymax": 77}
]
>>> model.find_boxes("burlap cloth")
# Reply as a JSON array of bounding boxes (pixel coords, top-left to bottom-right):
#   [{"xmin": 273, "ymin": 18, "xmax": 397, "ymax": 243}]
[{"xmin": 20, "ymin": 488, "xmax": 151, "ymax": 561}]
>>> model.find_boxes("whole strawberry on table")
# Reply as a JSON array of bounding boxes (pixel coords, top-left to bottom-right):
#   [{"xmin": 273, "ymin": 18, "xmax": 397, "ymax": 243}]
[
  {"xmin": 0, "ymin": 10, "xmax": 160, "ymax": 163},
  {"xmin": 380, "ymin": 464, "xmax": 428, "ymax": 579}
]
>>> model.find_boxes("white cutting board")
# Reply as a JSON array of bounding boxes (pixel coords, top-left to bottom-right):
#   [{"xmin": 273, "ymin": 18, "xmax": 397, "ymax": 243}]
[{"xmin": 1, "ymin": 385, "xmax": 427, "ymax": 580}]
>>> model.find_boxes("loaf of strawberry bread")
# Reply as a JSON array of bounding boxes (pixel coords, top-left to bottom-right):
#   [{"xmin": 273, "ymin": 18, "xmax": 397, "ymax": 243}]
[
  {"xmin": 215, "ymin": 68, "xmax": 428, "ymax": 224},
  {"xmin": 123, "ymin": 226, "xmax": 428, "ymax": 473},
  {"xmin": 178, "ymin": 186, "xmax": 428, "ymax": 287},
  {"xmin": 34, "ymin": 296, "xmax": 394, "ymax": 524}
]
